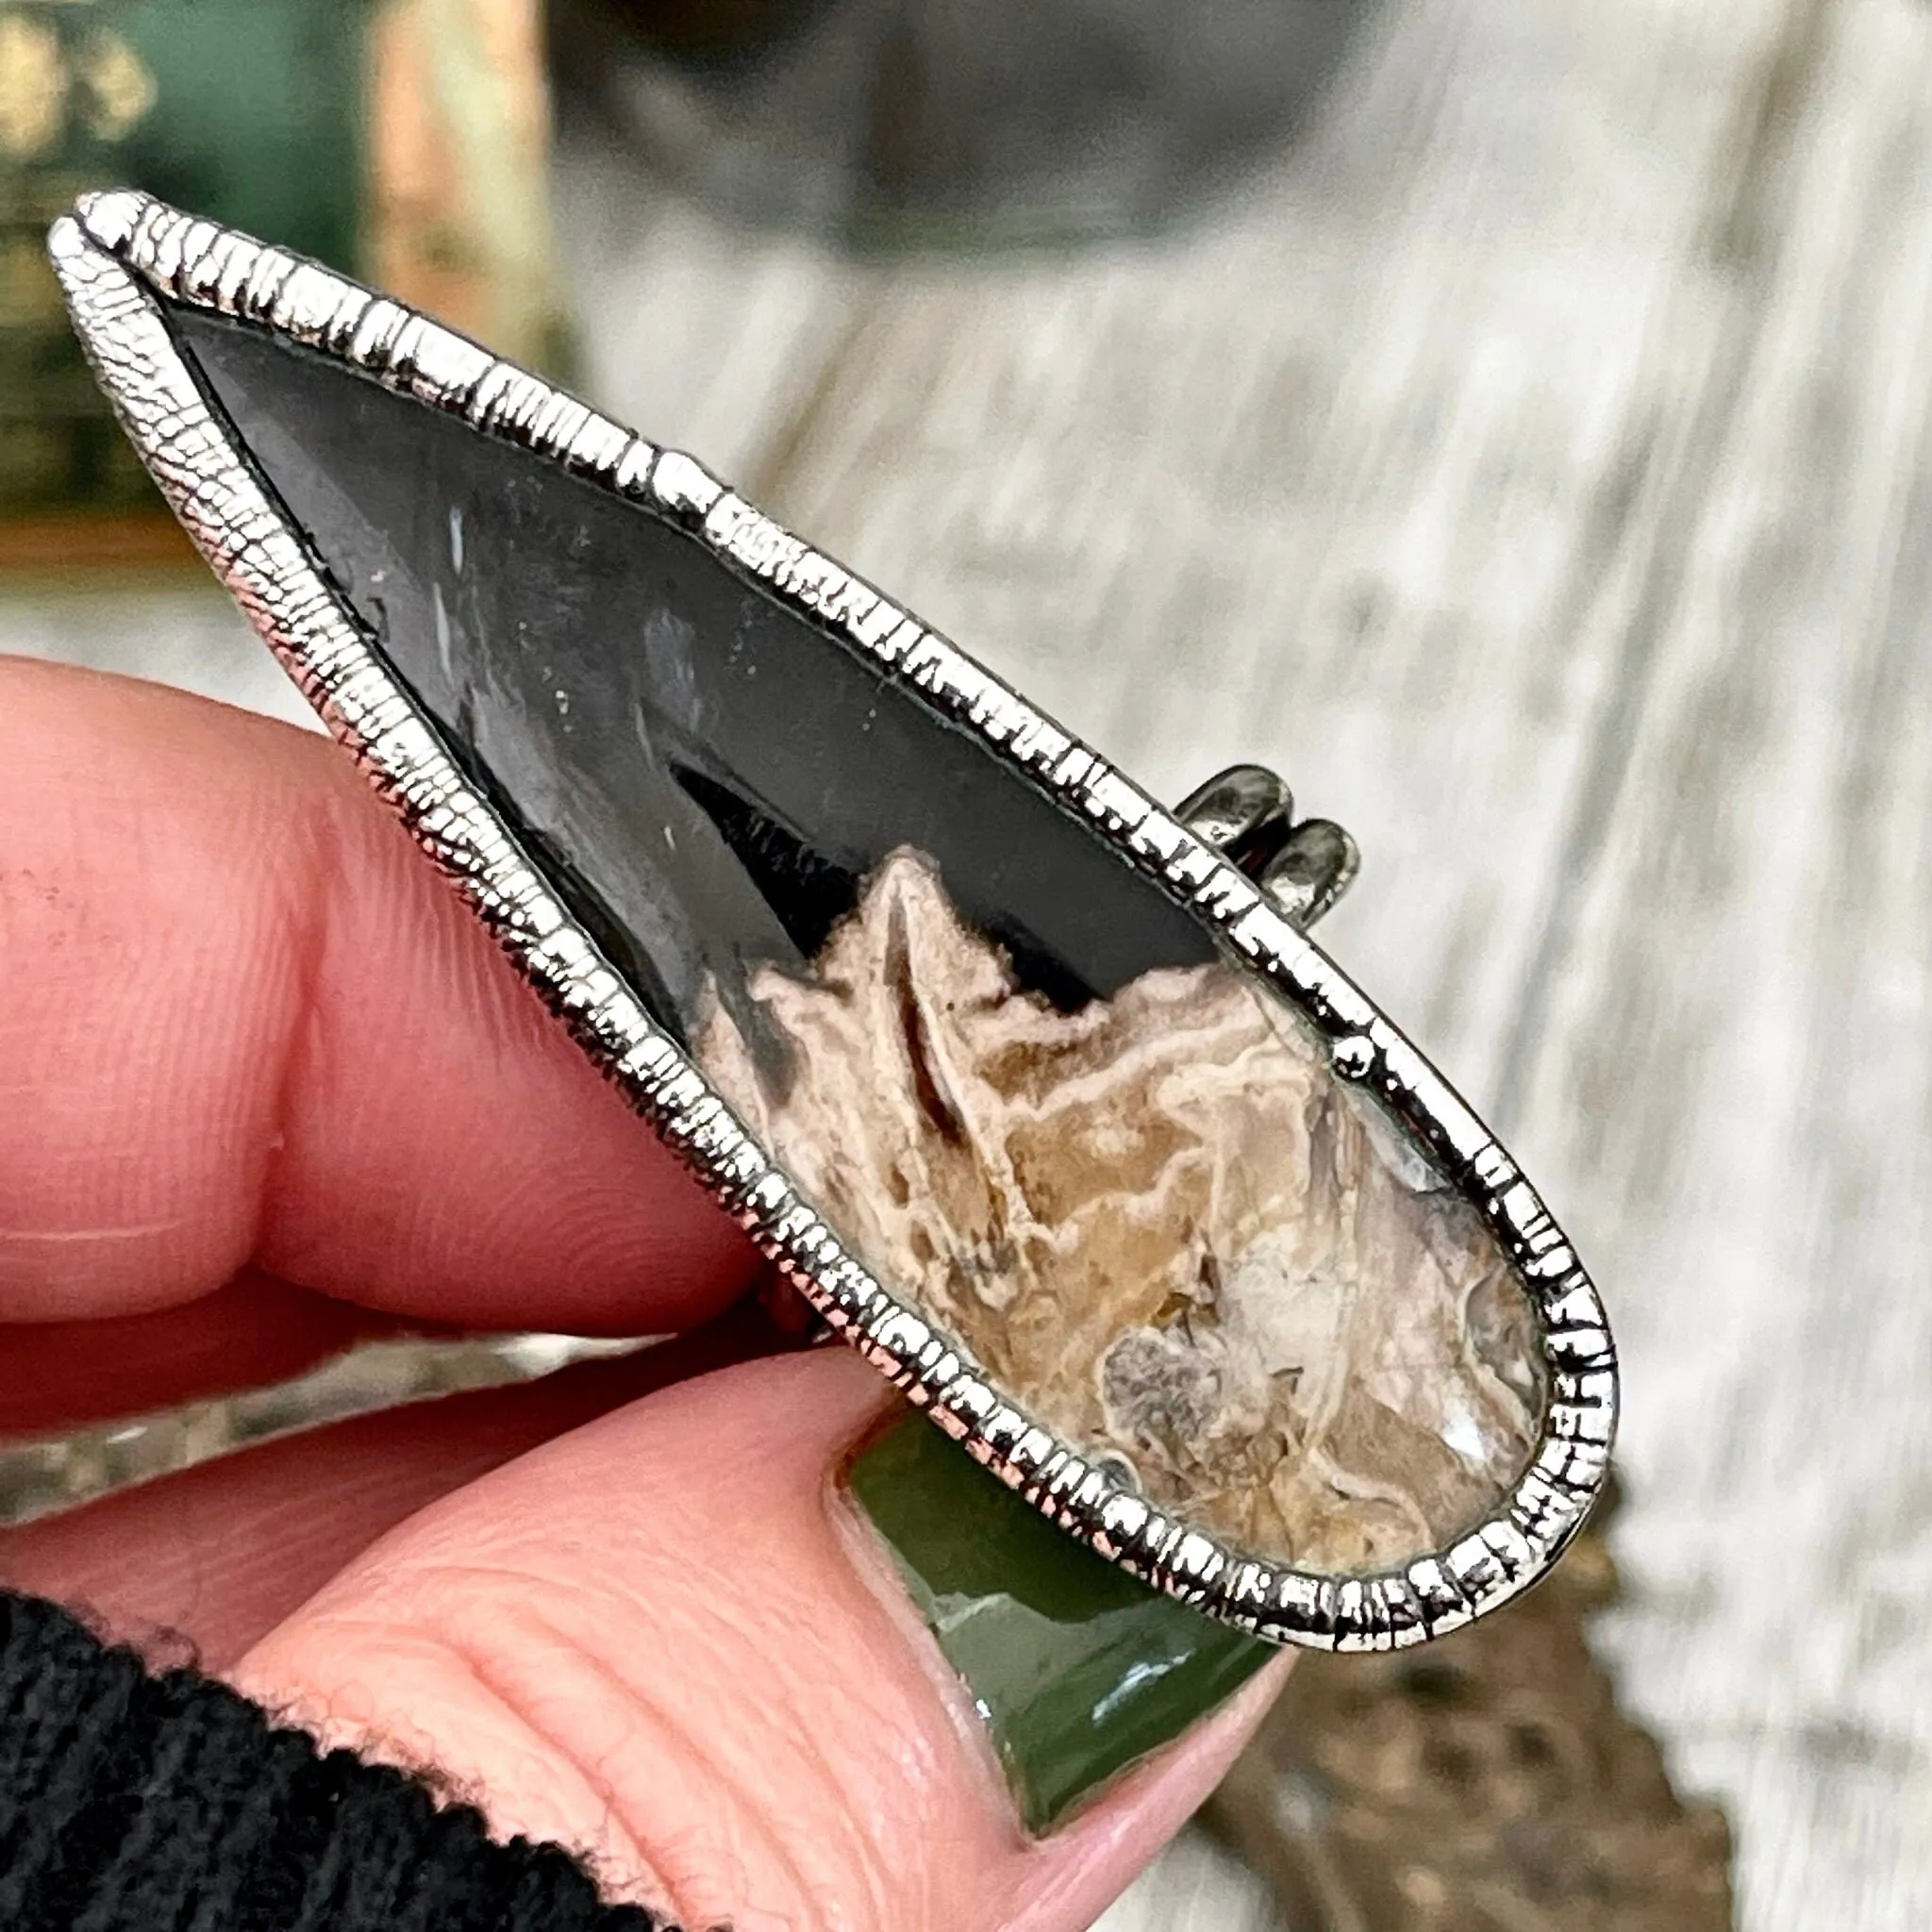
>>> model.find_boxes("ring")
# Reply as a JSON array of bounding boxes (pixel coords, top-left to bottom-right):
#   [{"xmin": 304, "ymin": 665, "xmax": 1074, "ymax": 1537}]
[{"xmin": 51, "ymin": 191, "xmax": 1617, "ymax": 1652}]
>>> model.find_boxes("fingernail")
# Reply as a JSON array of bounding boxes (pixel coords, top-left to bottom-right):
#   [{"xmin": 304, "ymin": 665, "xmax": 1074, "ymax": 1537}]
[{"xmin": 848, "ymin": 1412, "xmax": 1275, "ymax": 1834}]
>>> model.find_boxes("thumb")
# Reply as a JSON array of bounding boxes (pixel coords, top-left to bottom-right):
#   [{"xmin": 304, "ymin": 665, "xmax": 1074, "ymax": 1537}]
[{"xmin": 231, "ymin": 1350, "xmax": 1287, "ymax": 1932}]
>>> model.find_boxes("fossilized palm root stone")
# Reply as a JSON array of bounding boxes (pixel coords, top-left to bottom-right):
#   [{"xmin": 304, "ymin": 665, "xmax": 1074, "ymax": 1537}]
[{"xmin": 696, "ymin": 849, "xmax": 1544, "ymax": 1574}]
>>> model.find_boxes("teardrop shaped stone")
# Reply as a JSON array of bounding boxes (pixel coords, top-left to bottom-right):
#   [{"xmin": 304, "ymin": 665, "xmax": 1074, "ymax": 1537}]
[{"xmin": 166, "ymin": 302, "xmax": 1545, "ymax": 1574}]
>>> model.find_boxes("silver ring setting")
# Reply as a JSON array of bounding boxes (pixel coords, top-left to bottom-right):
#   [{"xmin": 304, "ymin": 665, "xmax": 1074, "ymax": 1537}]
[{"xmin": 52, "ymin": 190, "xmax": 1616, "ymax": 1653}]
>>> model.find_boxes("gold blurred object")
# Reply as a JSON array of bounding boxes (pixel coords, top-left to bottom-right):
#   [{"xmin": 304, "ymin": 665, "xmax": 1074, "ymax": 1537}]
[
  {"xmin": 0, "ymin": 12, "xmax": 83, "ymax": 160},
  {"xmin": 0, "ymin": 0, "xmax": 567, "ymax": 575},
  {"xmin": 1205, "ymin": 1484, "xmax": 1735, "ymax": 1932}
]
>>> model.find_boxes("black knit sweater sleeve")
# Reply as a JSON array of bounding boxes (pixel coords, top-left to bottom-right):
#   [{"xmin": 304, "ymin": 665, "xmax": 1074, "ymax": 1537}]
[{"xmin": 0, "ymin": 1591, "xmax": 668, "ymax": 1931}]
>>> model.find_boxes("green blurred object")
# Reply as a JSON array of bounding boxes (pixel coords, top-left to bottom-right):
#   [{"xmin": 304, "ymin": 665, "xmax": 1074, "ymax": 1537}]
[
  {"xmin": 95, "ymin": 0, "xmax": 367, "ymax": 277},
  {"xmin": 848, "ymin": 1411, "xmax": 1274, "ymax": 1835},
  {"xmin": 0, "ymin": 0, "xmax": 368, "ymax": 533},
  {"xmin": 1, "ymin": 0, "xmax": 565, "ymax": 568},
  {"xmin": 91, "ymin": 0, "xmax": 370, "ymax": 275}
]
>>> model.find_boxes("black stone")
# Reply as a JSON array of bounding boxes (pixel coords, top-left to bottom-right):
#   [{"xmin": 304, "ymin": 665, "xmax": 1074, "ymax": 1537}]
[{"xmin": 166, "ymin": 305, "xmax": 1216, "ymax": 1050}]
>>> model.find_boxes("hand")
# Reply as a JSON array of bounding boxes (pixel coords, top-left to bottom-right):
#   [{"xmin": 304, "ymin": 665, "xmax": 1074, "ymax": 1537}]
[{"xmin": 0, "ymin": 658, "xmax": 1283, "ymax": 1932}]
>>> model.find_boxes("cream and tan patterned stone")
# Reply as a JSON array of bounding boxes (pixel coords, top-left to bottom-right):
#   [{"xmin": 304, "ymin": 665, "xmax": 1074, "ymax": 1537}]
[{"xmin": 698, "ymin": 849, "xmax": 1543, "ymax": 1574}]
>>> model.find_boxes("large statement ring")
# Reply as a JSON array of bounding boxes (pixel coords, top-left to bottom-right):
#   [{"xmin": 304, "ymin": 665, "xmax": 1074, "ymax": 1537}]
[{"xmin": 53, "ymin": 192, "xmax": 1616, "ymax": 1652}]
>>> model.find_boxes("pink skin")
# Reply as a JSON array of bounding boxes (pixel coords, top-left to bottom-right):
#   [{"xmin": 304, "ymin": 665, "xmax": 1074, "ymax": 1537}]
[{"xmin": 0, "ymin": 657, "xmax": 1289, "ymax": 1930}]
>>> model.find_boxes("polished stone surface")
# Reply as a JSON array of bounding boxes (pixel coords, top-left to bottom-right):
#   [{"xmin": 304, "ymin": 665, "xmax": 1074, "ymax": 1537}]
[
  {"xmin": 170, "ymin": 304, "xmax": 1543, "ymax": 1574},
  {"xmin": 705, "ymin": 851, "xmax": 1544, "ymax": 1574},
  {"xmin": 169, "ymin": 305, "xmax": 1216, "ymax": 1040}
]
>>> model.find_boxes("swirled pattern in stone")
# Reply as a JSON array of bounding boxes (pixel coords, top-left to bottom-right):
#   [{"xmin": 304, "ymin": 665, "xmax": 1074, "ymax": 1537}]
[{"xmin": 699, "ymin": 850, "xmax": 1545, "ymax": 1575}]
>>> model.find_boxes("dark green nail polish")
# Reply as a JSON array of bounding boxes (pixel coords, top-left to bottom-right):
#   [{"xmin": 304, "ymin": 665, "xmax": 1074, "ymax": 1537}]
[{"xmin": 848, "ymin": 1413, "xmax": 1275, "ymax": 1834}]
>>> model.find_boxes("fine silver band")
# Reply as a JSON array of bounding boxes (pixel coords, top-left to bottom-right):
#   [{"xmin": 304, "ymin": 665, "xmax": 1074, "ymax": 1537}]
[{"xmin": 1176, "ymin": 763, "xmax": 1359, "ymax": 930}]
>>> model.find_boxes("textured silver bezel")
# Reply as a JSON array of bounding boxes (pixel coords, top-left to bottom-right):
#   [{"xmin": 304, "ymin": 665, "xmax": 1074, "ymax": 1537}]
[{"xmin": 52, "ymin": 192, "xmax": 1617, "ymax": 1652}]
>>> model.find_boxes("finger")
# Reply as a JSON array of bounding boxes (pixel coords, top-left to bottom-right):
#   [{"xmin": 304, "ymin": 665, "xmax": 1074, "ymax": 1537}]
[
  {"xmin": 0, "ymin": 656, "xmax": 755, "ymax": 1329},
  {"xmin": 0, "ymin": 1310, "xmax": 792, "ymax": 1670},
  {"xmin": 0, "ymin": 1271, "xmax": 393, "ymax": 1436},
  {"xmin": 231, "ymin": 1353, "xmax": 1288, "ymax": 1932}
]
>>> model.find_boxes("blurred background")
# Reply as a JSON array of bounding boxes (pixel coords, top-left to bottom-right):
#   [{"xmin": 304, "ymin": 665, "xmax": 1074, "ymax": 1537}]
[{"xmin": 6, "ymin": 1, "xmax": 1932, "ymax": 1927}]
